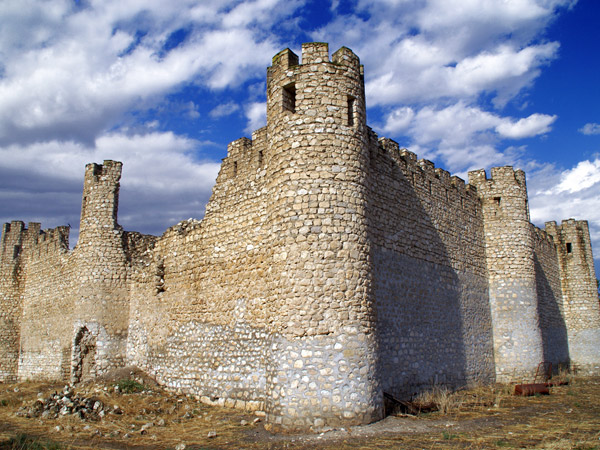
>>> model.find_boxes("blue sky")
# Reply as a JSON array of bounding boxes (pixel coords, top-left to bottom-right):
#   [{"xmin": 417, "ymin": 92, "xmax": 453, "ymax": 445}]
[{"xmin": 0, "ymin": 0, "xmax": 599, "ymax": 273}]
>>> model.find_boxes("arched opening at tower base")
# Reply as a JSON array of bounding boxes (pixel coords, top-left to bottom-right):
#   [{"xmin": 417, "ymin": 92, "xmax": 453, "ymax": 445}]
[{"xmin": 72, "ymin": 326, "xmax": 97, "ymax": 384}]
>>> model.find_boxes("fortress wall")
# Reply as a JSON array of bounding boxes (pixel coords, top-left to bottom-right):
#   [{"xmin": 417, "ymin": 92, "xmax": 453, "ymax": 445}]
[
  {"xmin": 129, "ymin": 44, "xmax": 385, "ymax": 431},
  {"xmin": 532, "ymin": 226, "xmax": 569, "ymax": 366},
  {"xmin": 18, "ymin": 226, "xmax": 73, "ymax": 381},
  {"xmin": 368, "ymin": 137, "xmax": 495, "ymax": 398},
  {"xmin": 469, "ymin": 168, "xmax": 544, "ymax": 381},
  {"xmin": 127, "ymin": 131, "xmax": 272, "ymax": 413},
  {"xmin": 0, "ymin": 222, "xmax": 27, "ymax": 382},
  {"xmin": 546, "ymin": 220, "xmax": 600, "ymax": 373}
]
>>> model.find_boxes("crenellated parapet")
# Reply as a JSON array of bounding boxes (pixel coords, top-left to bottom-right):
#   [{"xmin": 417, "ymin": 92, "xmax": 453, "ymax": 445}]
[{"xmin": 375, "ymin": 137, "xmax": 480, "ymax": 210}]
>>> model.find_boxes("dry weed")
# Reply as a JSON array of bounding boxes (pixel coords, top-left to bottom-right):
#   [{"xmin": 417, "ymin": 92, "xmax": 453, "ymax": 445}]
[{"xmin": 415, "ymin": 385, "xmax": 463, "ymax": 414}]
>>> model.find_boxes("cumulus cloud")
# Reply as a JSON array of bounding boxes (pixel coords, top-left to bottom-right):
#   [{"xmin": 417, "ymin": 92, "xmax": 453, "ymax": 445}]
[
  {"xmin": 382, "ymin": 102, "xmax": 556, "ymax": 173},
  {"xmin": 0, "ymin": 131, "xmax": 220, "ymax": 242},
  {"xmin": 245, "ymin": 102, "xmax": 267, "ymax": 134},
  {"xmin": 549, "ymin": 158, "xmax": 600, "ymax": 194},
  {"xmin": 528, "ymin": 158, "xmax": 600, "ymax": 253},
  {"xmin": 496, "ymin": 113, "xmax": 557, "ymax": 139},
  {"xmin": 0, "ymin": 0, "xmax": 302, "ymax": 147},
  {"xmin": 210, "ymin": 102, "xmax": 241, "ymax": 118},
  {"xmin": 0, "ymin": 0, "xmax": 589, "ymax": 255},
  {"xmin": 579, "ymin": 123, "xmax": 600, "ymax": 135}
]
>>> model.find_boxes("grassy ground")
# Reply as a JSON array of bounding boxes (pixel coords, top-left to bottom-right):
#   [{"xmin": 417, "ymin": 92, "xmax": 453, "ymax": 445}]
[{"xmin": 0, "ymin": 374, "xmax": 599, "ymax": 449}]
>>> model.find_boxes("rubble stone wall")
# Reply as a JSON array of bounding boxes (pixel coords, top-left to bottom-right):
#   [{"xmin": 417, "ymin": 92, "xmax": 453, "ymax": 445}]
[
  {"xmin": 546, "ymin": 220, "xmax": 600, "ymax": 373},
  {"xmin": 0, "ymin": 221, "xmax": 28, "ymax": 382},
  {"xmin": 533, "ymin": 226, "xmax": 569, "ymax": 367},
  {"xmin": 368, "ymin": 138, "xmax": 495, "ymax": 398},
  {"xmin": 18, "ymin": 226, "xmax": 72, "ymax": 381}
]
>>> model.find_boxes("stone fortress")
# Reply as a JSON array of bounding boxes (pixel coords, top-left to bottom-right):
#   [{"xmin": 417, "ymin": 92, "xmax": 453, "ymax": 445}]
[{"xmin": 1, "ymin": 43, "xmax": 599, "ymax": 431}]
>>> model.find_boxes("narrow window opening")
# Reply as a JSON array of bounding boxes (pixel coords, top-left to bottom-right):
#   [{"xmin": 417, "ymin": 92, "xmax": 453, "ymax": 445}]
[
  {"xmin": 347, "ymin": 96, "xmax": 355, "ymax": 126},
  {"xmin": 258, "ymin": 150, "xmax": 263, "ymax": 167},
  {"xmin": 566, "ymin": 242, "xmax": 572, "ymax": 254},
  {"xmin": 233, "ymin": 161, "xmax": 238, "ymax": 177},
  {"xmin": 493, "ymin": 196, "xmax": 501, "ymax": 206},
  {"xmin": 428, "ymin": 180, "xmax": 432, "ymax": 194},
  {"xmin": 282, "ymin": 83, "xmax": 296, "ymax": 113},
  {"xmin": 13, "ymin": 245, "xmax": 21, "ymax": 259},
  {"xmin": 445, "ymin": 188, "xmax": 449, "ymax": 201}
]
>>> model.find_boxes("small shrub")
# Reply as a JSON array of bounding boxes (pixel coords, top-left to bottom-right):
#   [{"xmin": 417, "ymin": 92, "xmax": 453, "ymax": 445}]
[
  {"xmin": 0, "ymin": 398, "xmax": 8, "ymax": 407},
  {"xmin": 117, "ymin": 378, "xmax": 145, "ymax": 393},
  {"xmin": 442, "ymin": 431, "xmax": 458, "ymax": 440}
]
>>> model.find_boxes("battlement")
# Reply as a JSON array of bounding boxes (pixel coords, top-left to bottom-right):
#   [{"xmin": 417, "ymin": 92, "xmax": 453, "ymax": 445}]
[
  {"xmin": 271, "ymin": 43, "xmax": 361, "ymax": 70},
  {"xmin": 375, "ymin": 136, "xmax": 476, "ymax": 201},
  {"xmin": 84, "ymin": 160, "xmax": 122, "ymax": 183},
  {"xmin": 0, "ymin": 221, "xmax": 70, "ymax": 263},
  {"xmin": 468, "ymin": 166, "xmax": 526, "ymax": 189}
]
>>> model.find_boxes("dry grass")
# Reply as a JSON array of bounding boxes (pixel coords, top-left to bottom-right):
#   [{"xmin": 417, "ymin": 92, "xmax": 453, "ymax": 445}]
[{"xmin": 1, "ymin": 374, "xmax": 599, "ymax": 450}]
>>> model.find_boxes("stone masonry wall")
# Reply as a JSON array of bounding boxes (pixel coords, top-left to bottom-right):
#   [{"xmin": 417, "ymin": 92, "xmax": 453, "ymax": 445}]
[
  {"xmin": 368, "ymin": 138, "xmax": 495, "ymax": 398},
  {"xmin": 533, "ymin": 226, "xmax": 569, "ymax": 367},
  {"xmin": 0, "ymin": 222, "xmax": 27, "ymax": 382},
  {"xmin": 469, "ymin": 168, "xmax": 544, "ymax": 382},
  {"xmin": 127, "ymin": 130, "xmax": 272, "ymax": 415},
  {"xmin": 546, "ymin": 219, "xmax": 600, "ymax": 373},
  {"xmin": 18, "ymin": 225, "xmax": 72, "ymax": 381}
]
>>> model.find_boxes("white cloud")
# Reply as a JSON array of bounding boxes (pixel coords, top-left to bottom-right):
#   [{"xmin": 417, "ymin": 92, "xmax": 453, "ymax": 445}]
[
  {"xmin": 382, "ymin": 107, "xmax": 414, "ymax": 134},
  {"xmin": 579, "ymin": 123, "xmax": 600, "ymax": 135},
  {"xmin": 245, "ymin": 102, "xmax": 267, "ymax": 134},
  {"xmin": 0, "ymin": 0, "xmax": 299, "ymax": 147},
  {"xmin": 210, "ymin": 102, "xmax": 240, "ymax": 118},
  {"xmin": 0, "ymin": 131, "xmax": 221, "ymax": 239},
  {"xmin": 496, "ymin": 113, "xmax": 557, "ymax": 139},
  {"xmin": 550, "ymin": 158, "xmax": 600, "ymax": 194},
  {"xmin": 381, "ymin": 102, "xmax": 556, "ymax": 173},
  {"xmin": 528, "ymin": 158, "xmax": 600, "ymax": 261}
]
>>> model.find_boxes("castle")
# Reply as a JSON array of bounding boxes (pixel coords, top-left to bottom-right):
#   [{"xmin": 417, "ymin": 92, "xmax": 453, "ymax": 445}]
[{"xmin": 1, "ymin": 43, "xmax": 599, "ymax": 432}]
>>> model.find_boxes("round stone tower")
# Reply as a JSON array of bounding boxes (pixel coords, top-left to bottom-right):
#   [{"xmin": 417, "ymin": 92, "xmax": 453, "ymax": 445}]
[
  {"xmin": 262, "ymin": 43, "xmax": 383, "ymax": 430},
  {"xmin": 71, "ymin": 160, "xmax": 129, "ymax": 382},
  {"xmin": 469, "ymin": 167, "xmax": 544, "ymax": 382}
]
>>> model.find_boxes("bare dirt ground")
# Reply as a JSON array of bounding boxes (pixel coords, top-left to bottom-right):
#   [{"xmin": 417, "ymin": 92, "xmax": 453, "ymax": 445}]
[{"xmin": 1, "ymin": 370, "xmax": 599, "ymax": 450}]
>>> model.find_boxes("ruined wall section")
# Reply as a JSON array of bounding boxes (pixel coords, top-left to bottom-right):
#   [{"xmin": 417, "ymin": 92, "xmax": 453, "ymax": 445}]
[
  {"xmin": 532, "ymin": 226, "xmax": 569, "ymax": 366},
  {"xmin": 0, "ymin": 221, "xmax": 28, "ymax": 382},
  {"xmin": 368, "ymin": 138, "xmax": 495, "ymax": 398},
  {"xmin": 69, "ymin": 160, "xmax": 131, "ymax": 380},
  {"xmin": 546, "ymin": 219, "xmax": 600, "ymax": 373},
  {"xmin": 127, "ymin": 128, "xmax": 271, "ymax": 414},
  {"xmin": 469, "ymin": 167, "xmax": 544, "ymax": 382},
  {"xmin": 17, "ymin": 225, "xmax": 73, "ymax": 381}
]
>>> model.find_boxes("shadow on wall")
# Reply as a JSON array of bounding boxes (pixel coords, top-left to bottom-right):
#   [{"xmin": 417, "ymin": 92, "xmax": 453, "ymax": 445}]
[
  {"xmin": 534, "ymin": 254, "xmax": 570, "ymax": 368},
  {"xmin": 366, "ymin": 138, "xmax": 496, "ymax": 399}
]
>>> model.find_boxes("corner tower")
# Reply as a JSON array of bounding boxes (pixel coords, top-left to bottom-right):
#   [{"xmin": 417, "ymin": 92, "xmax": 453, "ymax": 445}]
[
  {"xmin": 545, "ymin": 219, "xmax": 600, "ymax": 373},
  {"xmin": 469, "ymin": 167, "xmax": 544, "ymax": 381},
  {"xmin": 263, "ymin": 43, "xmax": 382, "ymax": 430},
  {"xmin": 71, "ymin": 160, "xmax": 129, "ymax": 382}
]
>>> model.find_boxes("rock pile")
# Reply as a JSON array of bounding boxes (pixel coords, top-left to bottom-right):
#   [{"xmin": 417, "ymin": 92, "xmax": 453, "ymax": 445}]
[{"xmin": 16, "ymin": 385, "xmax": 121, "ymax": 421}]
